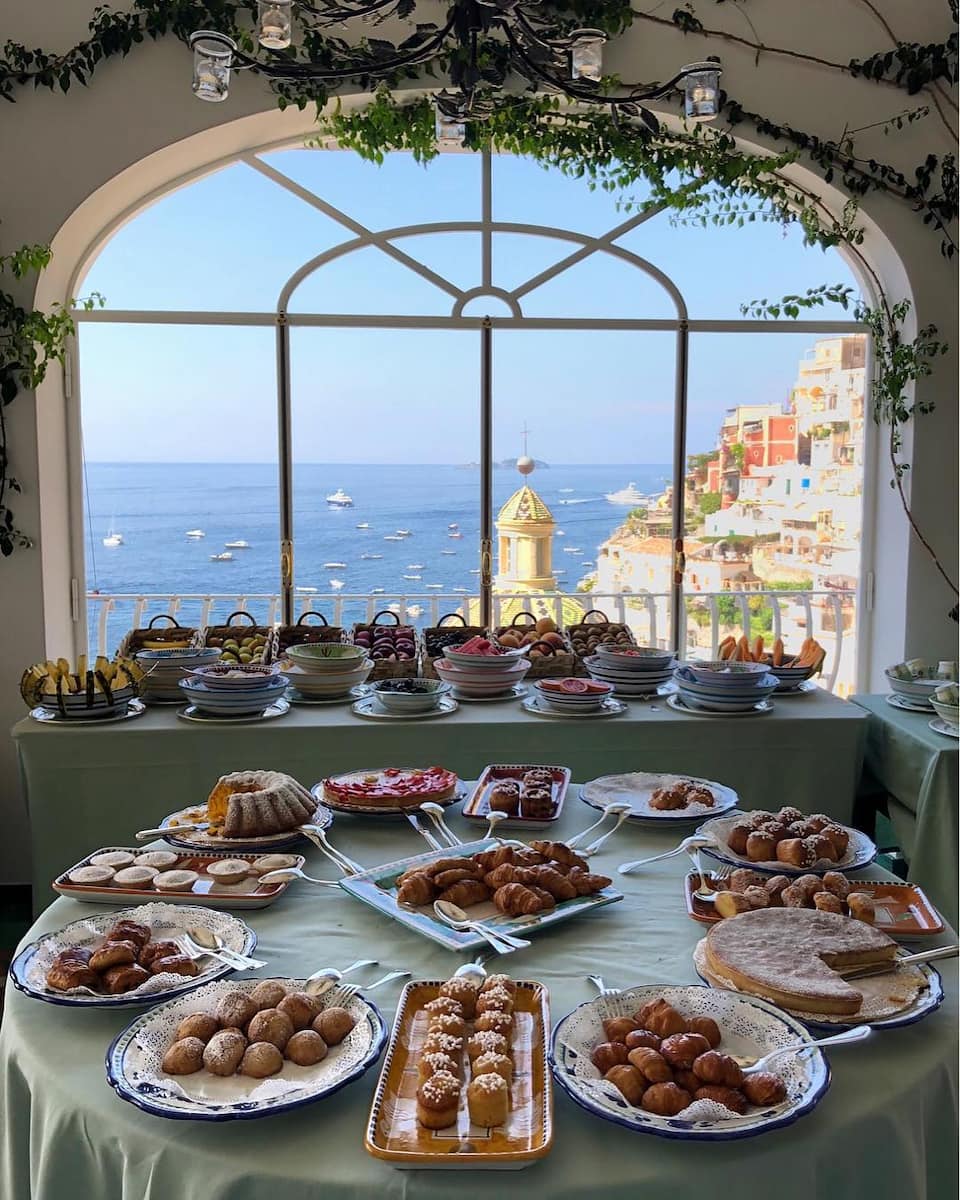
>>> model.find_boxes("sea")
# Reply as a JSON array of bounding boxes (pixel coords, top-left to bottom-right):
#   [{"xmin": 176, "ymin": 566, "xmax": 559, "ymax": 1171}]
[{"xmin": 84, "ymin": 462, "xmax": 670, "ymax": 649}]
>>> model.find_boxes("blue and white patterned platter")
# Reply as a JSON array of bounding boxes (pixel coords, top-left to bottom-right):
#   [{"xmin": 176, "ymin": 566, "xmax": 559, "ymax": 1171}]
[
  {"xmin": 106, "ymin": 976, "xmax": 386, "ymax": 1121},
  {"xmin": 340, "ymin": 839, "xmax": 624, "ymax": 951},
  {"xmin": 696, "ymin": 812, "xmax": 876, "ymax": 876},
  {"xmin": 551, "ymin": 984, "xmax": 830, "ymax": 1141},
  {"xmin": 9, "ymin": 903, "xmax": 256, "ymax": 1009},
  {"xmin": 579, "ymin": 772, "xmax": 739, "ymax": 825}
]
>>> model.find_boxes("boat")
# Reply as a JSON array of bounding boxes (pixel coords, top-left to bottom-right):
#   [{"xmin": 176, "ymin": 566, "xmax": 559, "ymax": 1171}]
[
  {"xmin": 185, "ymin": 529, "xmax": 205, "ymax": 539},
  {"xmin": 449, "ymin": 523, "xmax": 459, "ymax": 529},
  {"xmin": 581, "ymin": 560, "xmax": 595, "ymax": 567},
  {"xmin": 407, "ymin": 563, "xmax": 425, "ymax": 570},
  {"xmin": 564, "ymin": 546, "xmax": 583, "ymax": 553},
  {"xmin": 326, "ymin": 488, "xmax": 353, "ymax": 507},
  {"xmin": 323, "ymin": 561, "xmax": 347, "ymax": 569},
  {"xmin": 329, "ymin": 578, "xmax": 345, "ymax": 589},
  {"xmin": 440, "ymin": 550, "xmax": 456, "ymax": 556},
  {"xmin": 426, "ymin": 583, "xmax": 444, "ymax": 589},
  {"xmin": 383, "ymin": 535, "xmax": 403, "ymax": 542},
  {"xmin": 360, "ymin": 553, "xmax": 383, "ymax": 560},
  {"xmin": 469, "ymin": 568, "xmax": 481, "ymax": 575},
  {"xmin": 406, "ymin": 604, "xmax": 424, "ymax": 618},
  {"xmin": 296, "ymin": 586, "xmax": 318, "ymax": 594},
  {"xmin": 605, "ymin": 481, "xmax": 647, "ymax": 505},
  {"xmin": 210, "ymin": 552, "xmax": 233, "ymax": 562},
  {"xmin": 371, "ymin": 587, "xmax": 386, "ymax": 594},
  {"xmin": 556, "ymin": 529, "xmax": 566, "ymax": 537},
  {"xmin": 225, "ymin": 540, "xmax": 250, "ymax": 549},
  {"xmin": 403, "ymin": 573, "xmax": 421, "ymax": 580},
  {"xmin": 453, "ymin": 587, "xmax": 469, "ymax": 593},
  {"xmin": 102, "ymin": 532, "xmax": 123, "ymax": 548},
  {"xmin": 448, "ymin": 532, "xmax": 463, "ymax": 539},
  {"xmin": 395, "ymin": 529, "xmax": 412, "ymax": 537},
  {"xmin": 356, "ymin": 522, "xmax": 370, "ymax": 529}
]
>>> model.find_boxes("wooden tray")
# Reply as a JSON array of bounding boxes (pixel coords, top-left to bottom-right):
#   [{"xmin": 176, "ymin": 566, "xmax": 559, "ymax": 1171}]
[
  {"xmin": 462, "ymin": 764, "xmax": 571, "ymax": 830},
  {"xmin": 365, "ymin": 978, "xmax": 552, "ymax": 1170},
  {"xmin": 683, "ymin": 873, "xmax": 944, "ymax": 937},
  {"xmin": 53, "ymin": 847, "xmax": 306, "ymax": 909}
]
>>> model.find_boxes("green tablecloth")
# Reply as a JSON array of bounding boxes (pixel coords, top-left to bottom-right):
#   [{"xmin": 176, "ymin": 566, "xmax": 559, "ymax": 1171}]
[
  {"xmin": 851, "ymin": 695, "xmax": 959, "ymax": 928},
  {"xmin": 1, "ymin": 801, "xmax": 956, "ymax": 1200},
  {"xmin": 12, "ymin": 689, "xmax": 866, "ymax": 908}
]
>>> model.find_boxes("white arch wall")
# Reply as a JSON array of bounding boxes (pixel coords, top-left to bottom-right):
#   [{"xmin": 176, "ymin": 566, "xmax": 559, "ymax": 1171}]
[{"xmin": 0, "ymin": 2, "xmax": 955, "ymax": 882}]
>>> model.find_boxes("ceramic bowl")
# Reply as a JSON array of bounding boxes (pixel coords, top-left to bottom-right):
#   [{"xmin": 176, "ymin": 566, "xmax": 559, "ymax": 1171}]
[
  {"xmin": 594, "ymin": 645, "xmax": 675, "ymax": 670},
  {"xmin": 179, "ymin": 676, "xmax": 287, "ymax": 714},
  {"xmin": 767, "ymin": 662, "xmax": 815, "ymax": 690},
  {"xmin": 930, "ymin": 697, "xmax": 960, "ymax": 729},
  {"xmin": 284, "ymin": 642, "xmax": 366, "ymax": 670},
  {"xmin": 434, "ymin": 657, "xmax": 530, "ymax": 685},
  {"xmin": 684, "ymin": 660, "xmax": 771, "ymax": 686},
  {"xmin": 185, "ymin": 663, "xmax": 281, "ymax": 691},
  {"xmin": 675, "ymin": 666, "xmax": 778, "ymax": 696},
  {"xmin": 443, "ymin": 643, "xmax": 530, "ymax": 669},
  {"xmin": 37, "ymin": 685, "xmax": 137, "ymax": 718},
  {"xmin": 281, "ymin": 660, "xmax": 373, "ymax": 697},
  {"xmin": 370, "ymin": 678, "xmax": 451, "ymax": 713},
  {"xmin": 885, "ymin": 662, "xmax": 954, "ymax": 701}
]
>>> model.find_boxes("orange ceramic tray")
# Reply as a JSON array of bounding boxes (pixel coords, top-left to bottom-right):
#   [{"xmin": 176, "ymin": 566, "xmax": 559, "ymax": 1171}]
[
  {"xmin": 683, "ymin": 873, "xmax": 944, "ymax": 937},
  {"xmin": 462, "ymin": 764, "xmax": 571, "ymax": 830},
  {"xmin": 364, "ymin": 979, "xmax": 553, "ymax": 1170}
]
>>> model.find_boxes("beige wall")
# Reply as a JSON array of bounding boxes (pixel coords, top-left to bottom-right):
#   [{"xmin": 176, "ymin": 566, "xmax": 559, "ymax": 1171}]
[{"xmin": 0, "ymin": 2, "xmax": 956, "ymax": 881}]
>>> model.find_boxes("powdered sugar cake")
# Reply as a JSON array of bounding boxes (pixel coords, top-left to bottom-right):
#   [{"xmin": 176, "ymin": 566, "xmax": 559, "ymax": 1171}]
[{"xmin": 705, "ymin": 908, "xmax": 897, "ymax": 1015}]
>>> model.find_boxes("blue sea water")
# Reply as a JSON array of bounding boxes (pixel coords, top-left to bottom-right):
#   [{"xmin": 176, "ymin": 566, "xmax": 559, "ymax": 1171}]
[{"xmin": 84, "ymin": 462, "xmax": 670, "ymax": 646}]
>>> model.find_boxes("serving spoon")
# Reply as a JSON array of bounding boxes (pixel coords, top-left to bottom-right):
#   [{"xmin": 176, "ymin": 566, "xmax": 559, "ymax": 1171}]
[
  {"xmin": 184, "ymin": 927, "xmax": 265, "ymax": 970},
  {"xmin": 580, "ymin": 805, "xmax": 633, "ymax": 856},
  {"xmin": 618, "ymin": 836, "xmax": 710, "ymax": 875},
  {"xmin": 433, "ymin": 900, "xmax": 530, "ymax": 955},
  {"xmin": 453, "ymin": 954, "xmax": 490, "ymax": 983},
  {"xmin": 257, "ymin": 866, "xmax": 342, "ymax": 888},
  {"xmin": 303, "ymin": 958, "xmax": 378, "ymax": 998},
  {"xmin": 737, "ymin": 1024, "xmax": 871, "ymax": 1073},
  {"xmin": 420, "ymin": 802, "xmax": 462, "ymax": 847},
  {"xmin": 567, "ymin": 802, "xmax": 632, "ymax": 849},
  {"xmin": 481, "ymin": 811, "xmax": 511, "ymax": 841}
]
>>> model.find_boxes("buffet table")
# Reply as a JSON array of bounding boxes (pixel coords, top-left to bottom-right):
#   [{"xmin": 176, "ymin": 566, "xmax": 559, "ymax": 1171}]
[
  {"xmin": 12, "ymin": 689, "xmax": 866, "ymax": 906},
  {"xmin": 1, "ymin": 799, "xmax": 956, "ymax": 1200},
  {"xmin": 851, "ymin": 695, "xmax": 959, "ymax": 928}
]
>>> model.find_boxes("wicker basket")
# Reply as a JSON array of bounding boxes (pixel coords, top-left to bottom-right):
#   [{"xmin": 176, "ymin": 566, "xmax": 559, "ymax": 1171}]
[
  {"xmin": 276, "ymin": 612, "xmax": 346, "ymax": 657},
  {"xmin": 421, "ymin": 613, "xmax": 486, "ymax": 680},
  {"xmin": 117, "ymin": 615, "xmax": 201, "ymax": 658},
  {"xmin": 351, "ymin": 609, "xmax": 419, "ymax": 681},
  {"xmin": 566, "ymin": 609, "xmax": 637, "ymax": 665},
  {"xmin": 493, "ymin": 612, "xmax": 580, "ymax": 679},
  {"xmin": 202, "ymin": 610, "xmax": 278, "ymax": 665}
]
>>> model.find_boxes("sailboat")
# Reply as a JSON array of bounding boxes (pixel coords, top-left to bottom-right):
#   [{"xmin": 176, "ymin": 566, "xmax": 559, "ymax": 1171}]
[{"xmin": 329, "ymin": 578, "xmax": 345, "ymax": 589}]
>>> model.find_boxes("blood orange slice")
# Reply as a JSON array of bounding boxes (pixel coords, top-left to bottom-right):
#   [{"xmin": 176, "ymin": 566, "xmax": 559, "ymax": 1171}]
[{"xmin": 559, "ymin": 678, "xmax": 589, "ymax": 693}]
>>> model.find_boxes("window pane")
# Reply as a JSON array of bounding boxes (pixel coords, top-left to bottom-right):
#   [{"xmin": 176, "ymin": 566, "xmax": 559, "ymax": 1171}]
[
  {"xmin": 287, "ymin": 244, "xmax": 456, "ymax": 315},
  {"xmin": 684, "ymin": 331, "xmax": 866, "ymax": 693},
  {"xmin": 79, "ymin": 324, "xmax": 279, "ymax": 652},
  {"xmin": 289, "ymin": 328, "xmax": 480, "ymax": 630},
  {"xmin": 516, "ymin": 250, "xmax": 679, "ymax": 319}
]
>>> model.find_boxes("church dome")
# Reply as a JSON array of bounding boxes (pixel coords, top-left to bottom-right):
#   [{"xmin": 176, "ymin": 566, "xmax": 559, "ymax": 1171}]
[{"xmin": 497, "ymin": 485, "xmax": 554, "ymax": 524}]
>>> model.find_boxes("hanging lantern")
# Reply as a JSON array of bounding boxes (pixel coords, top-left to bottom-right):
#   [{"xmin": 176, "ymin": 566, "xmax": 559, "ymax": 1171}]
[
  {"xmin": 258, "ymin": 1, "xmax": 293, "ymax": 51},
  {"xmin": 569, "ymin": 29, "xmax": 606, "ymax": 83},
  {"xmin": 682, "ymin": 61, "xmax": 722, "ymax": 122},
  {"xmin": 189, "ymin": 31, "xmax": 237, "ymax": 103}
]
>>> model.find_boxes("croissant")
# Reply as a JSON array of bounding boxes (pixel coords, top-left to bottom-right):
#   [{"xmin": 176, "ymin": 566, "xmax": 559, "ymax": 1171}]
[
  {"xmin": 492, "ymin": 882, "xmax": 549, "ymax": 916},
  {"xmin": 565, "ymin": 868, "xmax": 612, "ymax": 895},
  {"xmin": 425, "ymin": 858, "xmax": 482, "ymax": 879},
  {"xmin": 104, "ymin": 920, "xmax": 151, "ymax": 950},
  {"xmin": 511, "ymin": 848, "xmax": 548, "ymax": 868},
  {"xmin": 483, "ymin": 863, "xmax": 534, "ymax": 889},
  {"xmin": 438, "ymin": 879, "xmax": 490, "ymax": 908},
  {"xmin": 433, "ymin": 868, "xmax": 482, "ymax": 889},
  {"xmin": 529, "ymin": 841, "xmax": 588, "ymax": 870},
  {"xmin": 397, "ymin": 873, "xmax": 435, "ymax": 906},
  {"xmin": 100, "ymin": 963, "xmax": 150, "ymax": 994},
  {"xmin": 526, "ymin": 865, "xmax": 577, "ymax": 900},
  {"xmin": 473, "ymin": 846, "xmax": 516, "ymax": 872},
  {"xmin": 526, "ymin": 884, "xmax": 556, "ymax": 911},
  {"xmin": 46, "ymin": 947, "xmax": 97, "ymax": 991}
]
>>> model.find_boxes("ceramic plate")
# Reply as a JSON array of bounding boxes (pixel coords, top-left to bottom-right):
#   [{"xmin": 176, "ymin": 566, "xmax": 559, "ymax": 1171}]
[
  {"xmin": 579, "ymin": 772, "xmax": 739, "ymax": 824},
  {"xmin": 462, "ymin": 764, "xmax": 571, "ymax": 830},
  {"xmin": 106, "ymin": 977, "xmax": 386, "ymax": 1121},
  {"xmin": 452, "ymin": 684, "xmax": 529, "ymax": 703},
  {"xmin": 695, "ymin": 812, "xmax": 876, "ymax": 876},
  {"xmin": 885, "ymin": 692, "xmax": 933, "ymax": 714},
  {"xmin": 351, "ymin": 694, "xmax": 459, "ymax": 721},
  {"xmin": 929, "ymin": 717, "xmax": 959, "ymax": 739},
  {"xmin": 53, "ymin": 847, "xmax": 306, "ymax": 910},
  {"xmin": 339, "ymin": 840, "xmax": 623, "ymax": 952},
  {"xmin": 551, "ymin": 984, "xmax": 829, "ymax": 1141},
  {"xmin": 773, "ymin": 680, "xmax": 819, "ymax": 697},
  {"xmin": 8, "ymin": 902, "xmax": 256, "ymax": 1009},
  {"xmin": 522, "ymin": 696, "xmax": 627, "ymax": 720},
  {"xmin": 29, "ymin": 699, "xmax": 146, "ymax": 725},
  {"xmin": 693, "ymin": 941, "xmax": 944, "ymax": 1031},
  {"xmin": 365, "ymin": 979, "xmax": 552, "ymax": 1169},
  {"xmin": 668, "ymin": 694, "xmax": 773, "ymax": 718},
  {"xmin": 176, "ymin": 699, "xmax": 290, "ymax": 724},
  {"xmin": 158, "ymin": 801, "xmax": 332, "ymax": 851},
  {"xmin": 287, "ymin": 685, "xmax": 370, "ymax": 706}
]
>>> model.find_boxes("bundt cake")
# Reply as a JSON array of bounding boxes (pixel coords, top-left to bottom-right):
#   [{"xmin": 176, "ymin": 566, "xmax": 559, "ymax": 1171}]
[{"xmin": 206, "ymin": 771, "xmax": 317, "ymax": 838}]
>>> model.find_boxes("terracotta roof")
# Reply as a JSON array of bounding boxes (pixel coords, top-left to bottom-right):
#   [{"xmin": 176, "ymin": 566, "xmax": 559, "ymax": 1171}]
[{"xmin": 497, "ymin": 485, "xmax": 554, "ymax": 524}]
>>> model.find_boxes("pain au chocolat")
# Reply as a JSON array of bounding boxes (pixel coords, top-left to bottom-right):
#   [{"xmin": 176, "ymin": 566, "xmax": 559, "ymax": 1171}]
[{"xmin": 705, "ymin": 907, "xmax": 897, "ymax": 1015}]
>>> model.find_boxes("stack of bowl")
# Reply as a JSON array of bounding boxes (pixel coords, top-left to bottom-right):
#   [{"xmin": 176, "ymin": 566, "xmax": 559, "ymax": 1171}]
[
  {"xmin": 279, "ymin": 643, "xmax": 373, "ymax": 700},
  {"xmin": 931, "ymin": 684, "xmax": 959, "ymax": 730},
  {"xmin": 885, "ymin": 659, "xmax": 958, "ymax": 711},
  {"xmin": 583, "ymin": 645, "xmax": 676, "ymax": 697},
  {"xmin": 533, "ymin": 676, "xmax": 614, "ymax": 714},
  {"xmin": 674, "ymin": 660, "xmax": 778, "ymax": 714},
  {"xmin": 368, "ymin": 678, "xmax": 451, "ymax": 715},
  {"xmin": 178, "ymin": 662, "xmax": 287, "ymax": 716},
  {"xmin": 135, "ymin": 645, "xmax": 222, "ymax": 703},
  {"xmin": 434, "ymin": 640, "xmax": 531, "ymax": 700},
  {"xmin": 766, "ymin": 659, "xmax": 818, "ymax": 692}
]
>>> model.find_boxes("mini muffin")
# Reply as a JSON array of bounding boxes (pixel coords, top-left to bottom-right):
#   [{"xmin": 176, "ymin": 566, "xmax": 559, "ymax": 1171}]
[
  {"xmin": 153, "ymin": 869, "xmax": 200, "ymax": 893},
  {"xmin": 472, "ymin": 1051, "xmax": 513, "ymax": 1086},
  {"xmin": 467, "ymin": 1072, "xmax": 509, "ymax": 1127},
  {"xmin": 247, "ymin": 1008, "xmax": 295, "ymax": 1052},
  {"xmin": 239, "ymin": 1041, "xmax": 284, "ymax": 1078},
  {"xmin": 428, "ymin": 1012, "xmax": 467, "ymax": 1039},
  {"xmin": 252, "ymin": 854, "xmax": 299, "ymax": 875},
  {"xmin": 417, "ymin": 1051, "xmax": 461, "ymax": 1083},
  {"xmin": 285, "ymin": 1029, "xmax": 328, "ymax": 1067},
  {"xmin": 475, "ymin": 987, "xmax": 513, "ymax": 1016},
  {"xmin": 439, "ymin": 977, "xmax": 479, "ymax": 1019},
  {"xmin": 417, "ymin": 1070, "xmax": 461, "ymax": 1129},
  {"xmin": 277, "ymin": 991, "xmax": 321, "ymax": 1031},
  {"xmin": 481, "ymin": 974, "xmax": 517, "ymax": 998},
  {"xmin": 162, "ymin": 1036, "xmax": 205, "ymax": 1075},
  {"xmin": 133, "ymin": 850, "xmax": 180, "ymax": 870},
  {"xmin": 67, "ymin": 865, "xmax": 115, "ymax": 887},
  {"xmin": 206, "ymin": 859, "xmax": 251, "ymax": 886},
  {"xmin": 423, "ymin": 1030, "xmax": 464, "ymax": 1058},
  {"xmin": 488, "ymin": 781, "xmax": 520, "ymax": 815},
  {"xmin": 249, "ymin": 980, "xmax": 288, "ymax": 1012},
  {"xmin": 424, "ymin": 996, "xmax": 463, "ymax": 1019},
  {"xmin": 474, "ymin": 1011, "xmax": 512, "ymax": 1037},
  {"xmin": 217, "ymin": 990, "xmax": 258, "ymax": 1030},
  {"xmin": 113, "ymin": 866, "xmax": 158, "ymax": 888},
  {"xmin": 175, "ymin": 1012, "xmax": 220, "ymax": 1044},
  {"xmin": 467, "ymin": 1031, "xmax": 509, "ymax": 1062},
  {"xmin": 90, "ymin": 850, "xmax": 136, "ymax": 869},
  {"xmin": 312, "ymin": 1006, "xmax": 355, "ymax": 1046},
  {"xmin": 203, "ymin": 1029, "xmax": 247, "ymax": 1076}
]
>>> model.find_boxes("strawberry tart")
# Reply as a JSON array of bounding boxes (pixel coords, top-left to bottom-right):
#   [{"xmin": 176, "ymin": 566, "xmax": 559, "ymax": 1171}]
[{"xmin": 322, "ymin": 766, "xmax": 459, "ymax": 811}]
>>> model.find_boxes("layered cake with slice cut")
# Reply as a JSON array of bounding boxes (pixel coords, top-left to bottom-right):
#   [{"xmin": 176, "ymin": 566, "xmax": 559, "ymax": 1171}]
[
  {"xmin": 322, "ymin": 766, "xmax": 458, "ymax": 811},
  {"xmin": 206, "ymin": 770, "xmax": 317, "ymax": 838},
  {"xmin": 704, "ymin": 907, "xmax": 897, "ymax": 1015}
]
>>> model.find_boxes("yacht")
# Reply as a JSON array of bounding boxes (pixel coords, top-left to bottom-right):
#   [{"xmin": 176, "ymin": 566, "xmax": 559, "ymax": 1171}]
[
  {"xmin": 448, "ymin": 531, "xmax": 463, "ymax": 539},
  {"xmin": 403, "ymin": 573, "xmax": 422, "ymax": 581},
  {"xmin": 406, "ymin": 604, "xmax": 424, "ymax": 618},
  {"xmin": 407, "ymin": 563, "xmax": 425, "ymax": 570},
  {"xmin": 383, "ymin": 534, "xmax": 403, "ymax": 542},
  {"xmin": 225, "ymin": 540, "xmax": 250, "ymax": 549},
  {"xmin": 296, "ymin": 586, "xmax": 318, "ymax": 594},
  {"xmin": 453, "ymin": 587, "xmax": 469, "ymax": 593},
  {"xmin": 469, "ymin": 568, "xmax": 481, "ymax": 575},
  {"xmin": 395, "ymin": 529, "xmax": 412, "ymax": 537},
  {"xmin": 564, "ymin": 546, "xmax": 583, "ymax": 554},
  {"xmin": 448, "ymin": 522, "xmax": 459, "ymax": 529},
  {"xmin": 210, "ymin": 552, "xmax": 233, "ymax": 562},
  {"xmin": 102, "ymin": 531, "xmax": 123, "ymax": 548},
  {"xmin": 556, "ymin": 529, "xmax": 566, "ymax": 537},
  {"xmin": 329, "ymin": 578, "xmax": 345, "ymax": 589},
  {"xmin": 185, "ymin": 529, "xmax": 205, "ymax": 539},
  {"xmin": 605, "ymin": 482, "xmax": 647, "ymax": 505},
  {"xmin": 356, "ymin": 522, "xmax": 370, "ymax": 529},
  {"xmin": 581, "ymin": 560, "xmax": 595, "ymax": 567},
  {"xmin": 371, "ymin": 587, "xmax": 386, "ymax": 594},
  {"xmin": 360, "ymin": 552, "xmax": 383, "ymax": 560},
  {"xmin": 440, "ymin": 549, "xmax": 456, "ymax": 556},
  {"xmin": 326, "ymin": 488, "xmax": 353, "ymax": 507},
  {"xmin": 323, "ymin": 561, "xmax": 347, "ymax": 569},
  {"xmin": 426, "ymin": 583, "xmax": 444, "ymax": 589}
]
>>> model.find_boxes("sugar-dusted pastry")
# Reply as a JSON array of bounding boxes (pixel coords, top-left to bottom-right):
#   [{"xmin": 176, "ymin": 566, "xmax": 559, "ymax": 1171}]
[
  {"xmin": 162, "ymin": 1036, "xmax": 205, "ymax": 1075},
  {"xmin": 417, "ymin": 1051, "xmax": 460, "ymax": 1083},
  {"xmin": 804, "ymin": 813, "xmax": 832, "ymax": 833},
  {"xmin": 813, "ymin": 891, "xmax": 844, "ymax": 914},
  {"xmin": 729, "ymin": 868, "xmax": 767, "ymax": 893},
  {"xmin": 67, "ymin": 865, "xmax": 115, "ymax": 886},
  {"xmin": 821, "ymin": 871, "xmax": 851, "ymax": 900},
  {"xmin": 104, "ymin": 919, "xmax": 151, "ymax": 950},
  {"xmin": 150, "ymin": 955, "xmax": 199, "ymax": 978},
  {"xmin": 726, "ymin": 823, "xmax": 753, "ymax": 855},
  {"xmin": 590, "ymin": 1041, "xmax": 629, "ymax": 1072},
  {"xmin": 428, "ymin": 1012, "xmax": 466, "ymax": 1040},
  {"xmin": 473, "ymin": 1051, "xmax": 513, "ymax": 1085},
  {"xmin": 775, "ymin": 839, "xmax": 817, "ymax": 869},
  {"xmin": 285, "ymin": 1029, "xmax": 328, "ymax": 1067},
  {"xmin": 626, "ymin": 1047, "xmax": 672, "ymax": 1083},
  {"xmin": 821, "ymin": 824, "xmax": 850, "ymax": 857},
  {"xmin": 249, "ymin": 980, "xmax": 288, "ymax": 1011},
  {"xmin": 764, "ymin": 875, "xmax": 792, "ymax": 905},
  {"xmin": 206, "ymin": 859, "xmax": 251, "ymax": 885},
  {"xmin": 240, "ymin": 1042, "xmax": 284, "ymax": 1078},
  {"xmin": 46, "ymin": 947, "xmax": 97, "ymax": 991},
  {"xmin": 742, "ymin": 1072, "xmax": 788, "ymax": 1106},
  {"xmin": 423, "ymin": 1030, "xmax": 464, "ymax": 1058},
  {"xmin": 89, "ymin": 939, "xmax": 137, "ymax": 972},
  {"xmin": 685, "ymin": 1017, "xmax": 721, "ymax": 1049},
  {"xmin": 640, "ymin": 1082, "xmax": 691, "ymax": 1116},
  {"xmin": 153, "ymin": 869, "xmax": 200, "ymax": 893},
  {"xmin": 474, "ymin": 1011, "xmax": 512, "ymax": 1037},
  {"xmin": 101, "ymin": 963, "xmax": 150, "ymax": 994},
  {"xmin": 176, "ymin": 1012, "xmax": 219, "ymax": 1043},
  {"xmin": 660, "ymin": 1033, "xmax": 711, "ymax": 1070},
  {"xmin": 476, "ymin": 986, "xmax": 513, "ymax": 1016},
  {"xmin": 424, "ymin": 996, "xmax": 463, "ymax": 1019},
  {"xmin": 481, "ymin": 974, "xmax": 517, "ymax": 998},
  {"xmin": 416, "ymin": 1070, "xmax": 461, "ymax": 1129},
  {"xmin": 439, "ymin": 977, "xmax": 479, "ymax": 1019},
  {"xmin": 777, "ymin": 806, "xmax": 805, "ymax": 826},
  {"xmin": 846, "ymin": 892, "xmax": 877, "ymax": 924},
  {"xmin": 604, "ymin": 1064, "xmax": 646, "ymax": 1105},
  {"xmin": 112, "ymin": 867, "xmax": 158, "ymax": 888},
  {"xmin": 133, "ymin": 850, "xmax": 180, "ymax": 870},
  {"xmin": 806, "ymin": 834, "xmax": 838, "ymax": 863},
  {"xmin": 745, "ymin": 831, "xmax": 778, "ymax": 862},
  {"xmin": 691, "ymin": 1051, "xmax": 743, "ymax": 1087},
  {"xmin": 251, "ymin": 853, "xmax": 298, "ymax": 875},
  {"xmin": 203, "ymin": 1029, "xmax": 247, "ymax": 1076},
  {"xmin": 217, "ymin": 990, "xmax": 258, "ymax": 1030},
  {"xmin": 467, "ymin": 1072, "xmax": 509, "ymax": 1127},
  {"xmin": 467, "ymin": 1030, "xmax": 509, "ymax": 1062},
  {"xmin": 742, "ymin": 885, "xmax": 770, "ymax": 910},
  {"xmin": 247, "ymin": 1008, "xmax": 294, "ymax": 1052},
  {"xmin": 312, "ymin": 1006, "xmax": 355, "ymax": 1046},
  {"xmin": 694, "ymin": 1085, "xmax": 747, "ymax": 1114},
  {"xmin": 90, "ymin": 850, "xmax": 136, "ymax": 869},
  {"xmin": 781, "ymin": 883, "xmax": 808, "ymax": 908},
  {"xmin": 277, "ymin": 991, "xmax": 321, "ymax": 1031},
  {"xmin": 602, "ymin": 1016, "xmax": 639, "ymax": 1044},
  {"xmin": 714, "ymin": 892, "xmax": 752, "ymax": 919},
  {"xmin": 488, "ymin": 781, "xmax": 520, "ymax": 815},
  {"xmin": 624, "ymin": 1028, "xmax": 661, "ymax": 1052}
]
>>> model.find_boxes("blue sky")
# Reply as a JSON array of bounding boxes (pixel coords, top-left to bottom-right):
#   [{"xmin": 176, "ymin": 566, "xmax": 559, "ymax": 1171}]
[{"xmin": 78, "ymin": 149, "xmax": 860, "ymax": 464}]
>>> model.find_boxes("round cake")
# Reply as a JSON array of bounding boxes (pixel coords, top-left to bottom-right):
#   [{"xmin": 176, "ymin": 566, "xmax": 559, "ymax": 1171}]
[
  {"xmin": 206, "ymin": 771, "xmax": 317, "ymax": 838},
  {"xmin": 322, "ymin": 766, "xmax": 458, "ymax": 811}
]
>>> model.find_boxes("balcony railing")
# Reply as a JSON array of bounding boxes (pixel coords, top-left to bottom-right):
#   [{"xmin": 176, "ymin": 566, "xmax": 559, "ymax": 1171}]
[{"xmin": 87, "ymin": 587, "xmax": 856, "ymax": 694}]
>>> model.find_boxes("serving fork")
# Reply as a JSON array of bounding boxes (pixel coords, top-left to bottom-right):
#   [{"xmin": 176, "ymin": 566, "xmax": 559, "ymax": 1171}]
[
  {"xmin": 404, "ymin": 811, "xmax": 445, "ymax": 851},
  {"xmin": 586, "ymin": 974, "xmax": 620, "ymax": 997},
  {"xmin": 299, "ymin": 824, "xmax": 364, "ymax": 876},
  {"xmin": 325, "ymin": 970, "xmax": 410, "ymax": 1003},
  {"xmin": 690, "ymin": 855, "xmax": 733, "ymax": 903},
  {"xmin": 618, "ymin": 836, "xmax": 710, "ymax": 875}
]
